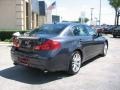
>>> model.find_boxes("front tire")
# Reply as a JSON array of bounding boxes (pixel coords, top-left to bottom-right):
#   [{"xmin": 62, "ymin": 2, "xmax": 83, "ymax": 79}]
[
  {"xmin": 67, "ymin": 51, "xmax": 82, "ymax": 75},
  {"xmin": 101, "ymin": 42, "xmax": 108, "ymax": 56}
]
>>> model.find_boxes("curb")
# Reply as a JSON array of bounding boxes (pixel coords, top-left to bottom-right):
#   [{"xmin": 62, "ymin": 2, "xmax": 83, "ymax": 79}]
[{"xmin": 0, "ymin": 42, "xmax": 12, "ymax": 46}]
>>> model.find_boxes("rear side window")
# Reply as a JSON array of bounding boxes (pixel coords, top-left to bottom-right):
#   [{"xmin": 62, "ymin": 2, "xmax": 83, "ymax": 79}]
[{"xmin": 29, "ymin": 24, "xmax": 68, "ymax": 35}]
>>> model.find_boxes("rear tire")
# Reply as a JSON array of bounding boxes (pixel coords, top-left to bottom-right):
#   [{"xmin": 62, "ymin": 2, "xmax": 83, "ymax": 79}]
[{"xmin": 67, "ymin": 51, "xmax": 82, "ymax": 75}]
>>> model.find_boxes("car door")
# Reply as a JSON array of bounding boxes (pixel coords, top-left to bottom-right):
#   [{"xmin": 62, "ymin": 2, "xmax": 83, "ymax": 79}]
[
  {"xmin": 72, "ymin": 25, "xmax": 96, "ymax": 61},
  {"xmin": 85, "ymin": 26, "xmax": 104, "ymax": 57}
]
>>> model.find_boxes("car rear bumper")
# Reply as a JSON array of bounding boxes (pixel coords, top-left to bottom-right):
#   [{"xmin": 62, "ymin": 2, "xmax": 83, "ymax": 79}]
[{"xmin": 11, "ymin": 49, "xmax": 71, "ymax": 72}]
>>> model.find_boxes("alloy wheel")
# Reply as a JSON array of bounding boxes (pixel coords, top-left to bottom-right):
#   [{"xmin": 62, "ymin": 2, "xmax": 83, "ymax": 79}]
[
  {"xmin": 104, "ymin": 43, "xmax": 108, "ymax": 56},
  {"xmin": 71, "ymin": 52, "xmax": 81, "ymax": 73}
]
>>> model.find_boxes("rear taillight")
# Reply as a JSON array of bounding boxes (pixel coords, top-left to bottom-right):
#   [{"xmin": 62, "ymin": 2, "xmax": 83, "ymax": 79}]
[
  {"xmin": 34, "ymin": 40, "xmax": 61, "ymax": 50},
  {"xmin": 13, "ymin": 38, "xmax": 20, "ymax": 48}
]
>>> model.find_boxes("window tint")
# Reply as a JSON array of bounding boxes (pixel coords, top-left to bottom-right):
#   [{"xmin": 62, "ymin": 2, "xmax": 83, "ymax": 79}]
[
  {"xmin": 85, "ymin": 26, "xmax": 97, "ymax": 36},
  {"xmin": 29, "ymin": 24, "xmax": 68, "ymax": 35},
  {"xmin": 72, "ymin": 25, "xmax": 87, "ymax": 36}
]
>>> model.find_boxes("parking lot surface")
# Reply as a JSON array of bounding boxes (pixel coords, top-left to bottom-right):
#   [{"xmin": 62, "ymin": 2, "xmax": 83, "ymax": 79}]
[{"xmin": 0, "ymin": 35, "xmax": 120, "ymax": 90}]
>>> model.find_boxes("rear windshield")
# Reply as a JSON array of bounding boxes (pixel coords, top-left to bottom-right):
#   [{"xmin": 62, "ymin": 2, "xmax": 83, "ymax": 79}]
[{"xmin": 29, "ymin": 24, "xmax": 68, "ymax": 35}]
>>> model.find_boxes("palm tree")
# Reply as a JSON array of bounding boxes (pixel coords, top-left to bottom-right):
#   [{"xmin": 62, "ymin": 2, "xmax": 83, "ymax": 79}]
[{"xmin": 108, "ymin": 0, "xmax": 120, "ymax": 25}]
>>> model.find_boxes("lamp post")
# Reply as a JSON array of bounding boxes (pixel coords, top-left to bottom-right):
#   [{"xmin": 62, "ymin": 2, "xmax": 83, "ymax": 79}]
[
  {"xmin": 117, "ymin": 10, "xmax": 120, "ymax": 26},
  {"xmin": 90, "ymin": 8, "xmax": 94, "ymax": 25},
  {"xmin": 99, "ymin": 0, "xmax": 101, "ymax": 26}
]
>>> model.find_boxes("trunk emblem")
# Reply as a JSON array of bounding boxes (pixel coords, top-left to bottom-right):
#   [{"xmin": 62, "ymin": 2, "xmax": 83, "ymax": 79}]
[{"xmin": 24, "ymin": 40, "xmax": 31, "ymax": 48}]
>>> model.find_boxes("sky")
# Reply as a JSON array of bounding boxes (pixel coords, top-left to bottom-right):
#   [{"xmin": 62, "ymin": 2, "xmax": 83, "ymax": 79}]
[{"xmin": 43, "ymin": 0, "xmax": 115, "ymax": 25}]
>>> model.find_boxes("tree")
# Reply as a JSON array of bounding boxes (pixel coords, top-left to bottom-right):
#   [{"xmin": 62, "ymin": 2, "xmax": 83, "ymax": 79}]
[
  {"xmin": 108, "ymin": 0, "xmax": 120, "ymax": 25},
  {"xmin": 79, "ymin": 17, "xmax": 89, "ymax": 23}
]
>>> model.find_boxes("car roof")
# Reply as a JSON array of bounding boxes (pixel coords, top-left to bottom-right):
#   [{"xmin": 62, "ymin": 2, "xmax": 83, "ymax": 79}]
[{"xmin": 51, "ymin": 22, "xmax": 87, "ymax": 27}]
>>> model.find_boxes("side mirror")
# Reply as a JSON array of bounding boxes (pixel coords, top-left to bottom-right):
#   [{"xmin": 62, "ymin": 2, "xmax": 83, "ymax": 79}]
[
  {"xmin": 93, "ymin": 32, "xmax": 102, "ymax": 39},
  {"xmin": 93, "ymin": 34, "xmax": 98, "ymax": 39},
  {"xmin": 97, "ymin": 32, "xmax": 102, "ymax": 37}
]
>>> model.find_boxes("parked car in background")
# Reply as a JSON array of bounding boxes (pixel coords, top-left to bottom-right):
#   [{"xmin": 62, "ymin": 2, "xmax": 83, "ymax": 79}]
[
  {"xmin": 11, "ymin": 23, "xmax": 108, "ymax": 75},
  {"xmin": 91, "ymin": 25, "xmax": 103, "ymax": 33},
  {"xmin": 103, "ymin": 25, "xmax": 117, "ymax": 34},
  {"xmin": 112, "ymin": 26, "xmax": 120, "ymax": 38}
]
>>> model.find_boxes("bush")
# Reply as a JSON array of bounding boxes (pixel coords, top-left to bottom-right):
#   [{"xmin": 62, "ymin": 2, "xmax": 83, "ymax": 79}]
[
  {"xmin": 0, "ymin": 30, "xmax": 27, "ymax": 41},
  {"xmin": 4, "ymin": 37, "xmax": 13, "ymax": 42}
]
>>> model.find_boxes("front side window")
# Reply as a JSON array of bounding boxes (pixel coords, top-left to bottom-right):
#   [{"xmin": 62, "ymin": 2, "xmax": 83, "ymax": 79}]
[
  {"xmin": 72, "ymin": 25, "xmax": 87, "ymax": 36},
  {"xmin": 85, "ymin": 26, "xmax": 97, "ymax": 36}
]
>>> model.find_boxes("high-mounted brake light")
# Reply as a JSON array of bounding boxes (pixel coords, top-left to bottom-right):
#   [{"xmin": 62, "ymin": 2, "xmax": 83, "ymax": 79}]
[{"xmin": 34, "ymin": 40, "xmax": 61, "ymax": 50}]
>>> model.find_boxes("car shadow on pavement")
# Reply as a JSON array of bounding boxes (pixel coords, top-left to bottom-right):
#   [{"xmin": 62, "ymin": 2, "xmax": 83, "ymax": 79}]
[
  {"xmin": 0, "ymin": 55, "xmax": 101, "ymax": 85},
  {"xmin": 0, "ymin": 65, "xmax": 70, "ymax": 84}
]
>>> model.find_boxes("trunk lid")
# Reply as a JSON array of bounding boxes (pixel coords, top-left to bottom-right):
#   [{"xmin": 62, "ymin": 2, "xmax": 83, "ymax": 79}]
[{"xmin": 17, "ymin": 35, "xmax": 57, "ymax": 52}]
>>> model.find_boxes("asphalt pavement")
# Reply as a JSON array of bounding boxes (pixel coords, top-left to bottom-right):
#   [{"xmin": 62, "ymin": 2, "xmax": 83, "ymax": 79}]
[{"xmin": 0, "ymin": 35, "xmax": 120, "ymax": 90}]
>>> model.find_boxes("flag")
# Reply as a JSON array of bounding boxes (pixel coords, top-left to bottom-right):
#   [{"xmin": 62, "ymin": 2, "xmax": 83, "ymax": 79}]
[{"xmin": 47, "ymin": 1, "xmax": 56, "ymax": 10}]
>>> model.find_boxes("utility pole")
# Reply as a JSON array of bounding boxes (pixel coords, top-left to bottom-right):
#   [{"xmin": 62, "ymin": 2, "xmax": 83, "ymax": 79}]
[
  {"xmin": 90, "ymin": 8, "xmax": 94, "ymax": 25},
  {"xmin": 99, "ymin": 0, "xmax": 101, "ymax": 26}
]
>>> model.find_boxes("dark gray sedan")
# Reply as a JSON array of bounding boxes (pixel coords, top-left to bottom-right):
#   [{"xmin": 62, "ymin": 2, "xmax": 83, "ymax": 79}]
[
  {"xmin": 112, "ymin": 26, "xmax": 120, "ymax": 38},
  {"xmin": 11, "ymin": 23, "xmax": 108, "ymax": 75}
]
